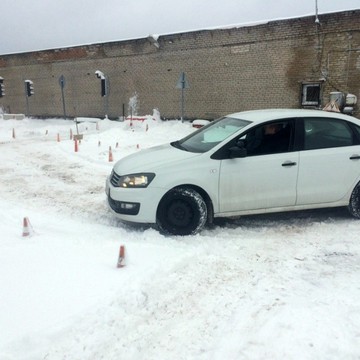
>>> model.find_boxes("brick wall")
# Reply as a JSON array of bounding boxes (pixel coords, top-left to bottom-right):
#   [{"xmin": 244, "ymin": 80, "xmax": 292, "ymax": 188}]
[{"xmin": 0, "ymin": 10, "xmax": 359, "ymax": 119}]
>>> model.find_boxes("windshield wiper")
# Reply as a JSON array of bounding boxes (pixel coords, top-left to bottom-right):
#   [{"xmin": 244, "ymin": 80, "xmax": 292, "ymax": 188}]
[{"xmin": 171, "ymin": 140, "xmax": 188, "ymax": 151}]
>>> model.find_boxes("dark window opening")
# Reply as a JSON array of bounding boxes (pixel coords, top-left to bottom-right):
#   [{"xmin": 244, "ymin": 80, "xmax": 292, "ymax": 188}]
[{"xmin": 302, "ymin": 83, "xmax": 321, "ymax": 106}]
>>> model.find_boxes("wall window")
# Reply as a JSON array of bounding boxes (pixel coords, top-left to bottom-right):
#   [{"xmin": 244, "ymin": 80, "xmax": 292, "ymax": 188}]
[{"xmin": 302, "ymin": 83, "xmax": 321, "ymax": 106}]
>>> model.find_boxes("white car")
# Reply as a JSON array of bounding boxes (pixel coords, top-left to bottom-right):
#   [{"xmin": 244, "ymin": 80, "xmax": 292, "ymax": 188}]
[{"xmin": 105, "ymin": 109, "xmax": 360, "ymax": 235}]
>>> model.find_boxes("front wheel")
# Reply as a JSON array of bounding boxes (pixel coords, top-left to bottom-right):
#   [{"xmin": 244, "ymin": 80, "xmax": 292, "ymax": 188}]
[
  {"xmin": 156, "ymin": 187, "xmax": 207, "ymax": 236},
  {"xmin": 348, "ymin": 181, "xmax": 360, "ymax": 218}
]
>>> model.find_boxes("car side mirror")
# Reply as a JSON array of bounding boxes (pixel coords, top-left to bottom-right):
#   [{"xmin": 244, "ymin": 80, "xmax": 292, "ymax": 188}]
[{"xmin": 229, "ymin": 140, "xmax": 247, "ymax": 158}]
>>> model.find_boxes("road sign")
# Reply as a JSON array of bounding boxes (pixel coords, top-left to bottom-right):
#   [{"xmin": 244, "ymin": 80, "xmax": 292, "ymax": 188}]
[
  {"xmin": 176, "ymin": 72, "xmax": 190, "ymax": 89},
  {"xmin": 58, "ymin": 75, "xmax": 66, "ymax": 88}
]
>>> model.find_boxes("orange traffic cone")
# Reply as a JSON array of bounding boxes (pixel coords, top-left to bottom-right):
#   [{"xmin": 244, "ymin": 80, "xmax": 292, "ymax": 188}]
[
  {"xmin": 22, "ymin": 217, "xmax": 32, "ymax": 237},
  {"xmin": 109, "ymin": 146, "xmax": 113, "ymax": 162},
  {"xmin": 117, "ymin": 245, "xmax": 126, "ymax": 268}
]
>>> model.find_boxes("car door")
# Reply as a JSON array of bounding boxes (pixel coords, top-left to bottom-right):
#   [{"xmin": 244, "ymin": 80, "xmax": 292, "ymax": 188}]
[
  {"xmin": 217, "ymin": 119, "xmax": 299, "ymax": 214},
  {"xmin": 296, "ymin": 117, "xmax": 360, "ymax": 205}
]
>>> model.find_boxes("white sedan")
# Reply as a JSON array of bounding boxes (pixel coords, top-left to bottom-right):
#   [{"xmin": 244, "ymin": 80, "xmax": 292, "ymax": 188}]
[{"xmin": 105, "ymin": 109, "xmax": 360, "ymax": 235}]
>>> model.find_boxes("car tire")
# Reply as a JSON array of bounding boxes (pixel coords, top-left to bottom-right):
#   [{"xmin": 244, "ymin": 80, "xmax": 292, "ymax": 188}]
[
  {"xmin": 156, "ymin": 187, "xmax": 207, "ymax": 236},
  {"xmin": 348, "ymin": 181, "xmax": 360, "ymax": 219}
]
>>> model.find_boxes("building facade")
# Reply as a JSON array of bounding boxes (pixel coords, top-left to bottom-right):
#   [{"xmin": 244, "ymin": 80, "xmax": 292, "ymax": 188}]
[{"xmin": 0, "ymin": 9, "xmax": 359, "ymax": 119}]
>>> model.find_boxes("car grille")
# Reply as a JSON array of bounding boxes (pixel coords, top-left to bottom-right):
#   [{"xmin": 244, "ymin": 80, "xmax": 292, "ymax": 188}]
[{"xmin": 110, "ymin": 170, "xmax": 121, "ymax": 187}]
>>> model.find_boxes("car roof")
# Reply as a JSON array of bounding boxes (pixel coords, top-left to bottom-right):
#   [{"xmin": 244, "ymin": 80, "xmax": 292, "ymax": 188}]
[{"xmin": 227, "ymin": 109, "xmax": 359, "ymax": 124}]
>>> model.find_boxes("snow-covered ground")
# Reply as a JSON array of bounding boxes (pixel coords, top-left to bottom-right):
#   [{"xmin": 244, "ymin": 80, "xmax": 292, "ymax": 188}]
[{"xmin": 0, "ymin": 115, "xmax": 360, "ymax": 360}]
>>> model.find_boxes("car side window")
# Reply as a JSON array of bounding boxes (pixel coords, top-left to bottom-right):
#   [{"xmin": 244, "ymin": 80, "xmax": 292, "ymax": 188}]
[
  {"xmin": 351, "ymin": 123, "xmax": 360, "ymax": 141},
  {"xmin": 304, "ymin": 118, "xmax": 353, "ymax": 150},
  {"xmin": 243, "ymin": 120, "xmax": 293, "ymax": 156}
]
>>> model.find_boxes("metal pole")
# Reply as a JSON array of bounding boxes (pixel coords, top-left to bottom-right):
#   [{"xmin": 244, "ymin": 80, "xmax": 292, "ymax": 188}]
[
  {"xmin": 26, "ymin": 96, "xmax": 29, "ymax": 116},
  {"xmin": 61, "ymin": 85, "xmax": 67, "ymax": 119},
  {"xmin": 104, "ymin": 75, "xmax": 109, "ymax": 118},
  {"xmin": 24, "ymin": 82, "xmax": 29, "ymax": 116},
  {"xmin": 59, "ymin": 75, "xmax": 67, "ymax": 119},
  {"xmin": 176, "ymin": 71, "xmax": 189, "ymax": 121},
  {"xmin": 315, "ymin": 0, "xmax": 320, "ymax": 24},
  {"xmin": 181, "ymin": 87, "xmax": 184, "ymax": 122}
]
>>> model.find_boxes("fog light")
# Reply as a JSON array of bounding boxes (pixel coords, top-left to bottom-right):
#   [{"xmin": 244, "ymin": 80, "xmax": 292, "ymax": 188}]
[
  {"xmin": 121, "ymin": 203, "xmax": 137, "ymax": 209},
  {"xmin": 108, "ymin": 196, "xmax": 140, "ymax": 215}
]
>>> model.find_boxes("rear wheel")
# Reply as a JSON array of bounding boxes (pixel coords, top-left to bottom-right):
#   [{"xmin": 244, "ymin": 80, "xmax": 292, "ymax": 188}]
[
  {"xmin": 156, "ymin": 187, "xmax": 207, "ymax": 235},
  {"xmin": 348, "ymin": 182, "xmax": 360, "ymax": 218}
]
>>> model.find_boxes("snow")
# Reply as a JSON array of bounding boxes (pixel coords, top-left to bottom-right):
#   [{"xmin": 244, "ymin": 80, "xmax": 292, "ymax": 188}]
[{"xmin": 0, "ymin": 115, "xmax": 360, "ymax": 359}]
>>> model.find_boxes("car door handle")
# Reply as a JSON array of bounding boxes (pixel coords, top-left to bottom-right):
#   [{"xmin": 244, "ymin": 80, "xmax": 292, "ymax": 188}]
[
  {"xmin": 350, "ymin": 155, "xmax": 360, "ymax": 160},
  {"xmin": 282, "ymin": 161, "xmax": 297, "ymax": 167}
]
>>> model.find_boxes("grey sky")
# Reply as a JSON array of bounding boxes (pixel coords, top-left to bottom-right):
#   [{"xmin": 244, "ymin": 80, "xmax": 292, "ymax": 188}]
[{"xmin": 1, "ymin": 0, "xmax": 359, "ymax": 55}]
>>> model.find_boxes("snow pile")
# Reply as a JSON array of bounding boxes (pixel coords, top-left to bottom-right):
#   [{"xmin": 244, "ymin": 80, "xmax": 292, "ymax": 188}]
[{"xmin": 0, "ymin": 117, "xmax": 360, "ymax": 359}]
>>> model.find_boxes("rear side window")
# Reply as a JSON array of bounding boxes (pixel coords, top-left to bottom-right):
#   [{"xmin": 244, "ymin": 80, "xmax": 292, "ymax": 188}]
[
  {"xmin": 352, "ymin": 123, "xmax": 360, "ymax": 141},
  {"xmin": 304, "ymin": 118, "xmax": 354, "ymax": 150}
]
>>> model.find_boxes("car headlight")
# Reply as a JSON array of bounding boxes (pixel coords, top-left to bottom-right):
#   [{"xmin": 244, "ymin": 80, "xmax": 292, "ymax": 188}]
[{"xmin": 115, "ymin": 173, "xmax": 155, "ymax": 188}]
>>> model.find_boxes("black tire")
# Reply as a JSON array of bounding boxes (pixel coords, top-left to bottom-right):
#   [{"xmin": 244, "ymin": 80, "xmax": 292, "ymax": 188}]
[
  {"xmin": 156, "ymin": 187, "xmax": 207, "ymax": 236},
  {"xmin": 348, "ymin": 182, "xmax": 360, "ymax": 218}
]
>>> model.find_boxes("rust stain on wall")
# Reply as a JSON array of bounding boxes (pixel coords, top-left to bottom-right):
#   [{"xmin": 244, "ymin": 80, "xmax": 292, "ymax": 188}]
[{"xmin": 36, "ymin": 47, "xmax": 90, "ymax": 63}]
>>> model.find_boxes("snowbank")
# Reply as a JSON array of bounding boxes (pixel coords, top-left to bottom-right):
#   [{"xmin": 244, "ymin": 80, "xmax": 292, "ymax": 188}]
[{"xmin": 0, "ymin": 117, "xmax": 360, "ymax": 359}]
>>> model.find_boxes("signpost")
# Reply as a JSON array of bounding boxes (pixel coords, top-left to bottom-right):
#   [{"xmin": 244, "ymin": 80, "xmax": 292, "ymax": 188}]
[
  {"xmin": 176, "ymin": 72, "xmax": 190, "ymax": 121},
  {"xmin": 24, "ymin": 80, "xmax": 34, "ymax": 116},
  {"xmin": 95, "ymin": 70, "xmax": 109, "ymax": 118},
  {"xmin": 58, "ymin": 75, "xmax": 67, "ymax": 119}
]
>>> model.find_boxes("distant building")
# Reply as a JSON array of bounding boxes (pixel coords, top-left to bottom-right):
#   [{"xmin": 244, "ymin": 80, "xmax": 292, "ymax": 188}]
[{"xmin": 0, "ymin": 9, "xmax": 359, "ymax": 119}]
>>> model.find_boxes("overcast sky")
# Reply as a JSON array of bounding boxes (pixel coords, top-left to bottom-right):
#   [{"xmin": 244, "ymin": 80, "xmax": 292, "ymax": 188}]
[{"xmin": 1, "ymin": 0, "xmax": 359, "ymax": 55}]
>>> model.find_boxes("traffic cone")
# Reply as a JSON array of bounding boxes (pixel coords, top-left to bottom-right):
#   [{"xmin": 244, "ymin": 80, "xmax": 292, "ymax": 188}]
[
  {"xmin": 74, "ymin": 138, "xmax": 79, "ymax": 152},
  {"xmin": 109, "ymin": 146, "xmax": 113, "ymax": 162},
  {"xmin": 117, "ymin": 245, "xmax": 126, "ymax": 268},
  {"xmin": 22, "ymin": 217, "xmax": 32, "ymax": 237}
]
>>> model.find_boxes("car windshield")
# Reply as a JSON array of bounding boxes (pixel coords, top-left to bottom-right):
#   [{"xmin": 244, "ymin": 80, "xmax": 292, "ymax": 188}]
[{"xmin": 172, "ymin": 117, "xmax": 251, "ymax": 153}]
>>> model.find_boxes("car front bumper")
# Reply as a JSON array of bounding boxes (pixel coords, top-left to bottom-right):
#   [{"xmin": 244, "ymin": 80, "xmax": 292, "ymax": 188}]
[{"xmin": 105, "ymin": 176, "xmax": 165, "ymax": 224}]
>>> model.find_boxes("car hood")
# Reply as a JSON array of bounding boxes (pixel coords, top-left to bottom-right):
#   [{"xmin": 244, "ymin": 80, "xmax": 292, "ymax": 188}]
[{"xmin": 112, "ymin": 143, "xmax": 202, "ymax": 174}]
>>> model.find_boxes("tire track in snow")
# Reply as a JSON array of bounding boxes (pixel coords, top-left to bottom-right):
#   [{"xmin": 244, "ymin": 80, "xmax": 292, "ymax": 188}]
[{"xmin": 0, "ymin": 137, "xmax": 113, "ymax": 224}]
